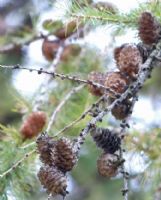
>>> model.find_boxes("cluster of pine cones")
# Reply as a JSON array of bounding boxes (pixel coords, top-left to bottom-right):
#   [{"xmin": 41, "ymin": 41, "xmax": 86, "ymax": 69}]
[
  {"xmin": 35, "ymin": 11, "xmax": 161, "ymax": 198},
  {"xmin": 36, "ymin": 133, "xmax": 78, "ymax": 197},
  {"xmin": 88, "ymin": 11, "xmax": 161, "ymax": 120}
]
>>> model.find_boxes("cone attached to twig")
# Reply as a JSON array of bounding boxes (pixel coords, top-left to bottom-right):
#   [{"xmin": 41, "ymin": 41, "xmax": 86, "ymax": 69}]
[
  {"xmin": 38, "ymin": 165, "xmax": 68, "ymax": 197},
  {"xmin": 20, "ymin": 111, "xmax": 47, "ymax": 139},
  {"xmin": 88, "ymin": 71, "xmax": 107, "ymax": 96},
  {"xmin": 138, "ymin": 12, "xmax": 161, "ymax": 45},
  {"xmin": 114, "ymin": 44, "xmax": 143, "ymax": 78},
  {"xmin": 90, "ymin": 127, "xmax": 121, "ymax": 154},
  {"xmin": 42, "ymin": 38, "xmax": 61, "ymax": 61},
  {"xmin": 104, "ymin": 72, "xmax": 129, "ymax": 96},
  {"xmin": 36, "ymin": 133, "xmax": 56, "ymax": 166},
  {"xmin": 51, "ymin": 137, "xmax": 78, "ymax": 172},
  {"xmin": 111, "ymin": 99, "xmax": 132, "ymax": 120},
  {"xmin": 97, "ymin": 153, "xmax": 120, "ymax": 178}
]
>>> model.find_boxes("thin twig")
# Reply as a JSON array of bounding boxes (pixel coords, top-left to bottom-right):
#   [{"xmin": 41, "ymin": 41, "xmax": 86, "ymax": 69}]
[
  {"xmin": 46, "ymin": 84, "xmax": 84, "ymax": 133},
  {"xmin": 0, "ymin": 149, "xmax": 36, "ymax": 178},
  {"xmin": 0, "ymin": 64, "xmax": 119, "ymax": 98},
  {"xmin": 0, "ymin": 33, "xmax": 46, "ymax": 54},
  {"xmin": 54, "ymin": 95, "xmax": 107, "ymax": 136}
]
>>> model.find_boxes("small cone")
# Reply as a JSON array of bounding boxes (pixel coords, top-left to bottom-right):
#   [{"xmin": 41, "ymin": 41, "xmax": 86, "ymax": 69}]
[
  {"xmin": 51, "ymin": 137, "xmax": 78, "ymax": 172},
  {"xmin": 36, "ymin": 133, "xmax": 56, "ymax": 166},
  {"xmin": 90, "ymin": 127, "xmax": 121, "ymax": 154},
  {"xmin": 115, "ymin": 44, "xmax": 143, "ymax": 78},
  {"xmin": 61, "ymin": 44, "xmax": 81, "ymax": 61},
  {"xmin": 138, "ymin": 12, "xmax": 161, "ymax": 45},
  {"xmin": 104, "ymin": 72, "xmax": 129, "ymax": 95},
  {"xmin": 54, "ymin": 20, "xmax": 82, "ymax": 39},
  {"xmin": 111, "ymin": 99, "xmax": 132, "ymax": 120},
  {"xmin": 88, "ymin": 71, "xmax": 107, "ymax": 96},
  {"xmin": 42, "ymin": 39, "xmax": 60, "ymax": 61},
  {"xmin": 20, "ymin": 111, "xmax": 47, "ymax": 139},
  {"xmin": 38, "ymin": 165, "xmax": 68, "ymax": 197},
  {"xmin": 97, "ymin": 153, "xmax": 120, "ymax": 178}
]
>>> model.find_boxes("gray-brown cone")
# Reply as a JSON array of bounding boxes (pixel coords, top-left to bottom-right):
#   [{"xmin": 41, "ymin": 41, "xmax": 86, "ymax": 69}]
[
  {"xmin": 97, "ymin": 153, "xmax": 120, "ymax": 178},
  {"xmin": 51, "ymin": 137, "xmax": 78, "ymax": 172},
  {"xmin": 38, "ymin": 165, "xmax": 68, "ymax": 197}
]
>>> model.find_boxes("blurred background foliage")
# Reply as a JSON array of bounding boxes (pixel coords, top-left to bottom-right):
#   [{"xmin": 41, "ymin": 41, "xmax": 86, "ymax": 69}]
[{"xmin": 1, "ymin": 0, "xmax": 161, "ymax": 200}]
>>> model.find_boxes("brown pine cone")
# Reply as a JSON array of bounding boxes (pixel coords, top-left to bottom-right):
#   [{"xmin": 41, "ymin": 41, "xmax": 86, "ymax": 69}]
[
  {"xmin": 38, "ymin": 165, "xmax": 68, "ymax": 197},
  {"xmin": 92, "ymin": 2, "xmax": 117, "ymax": 14},
  {"xmin": 97, "ymin": 153, "xmax": 120, "ymax": 178},
  {"xmin": 88, "ymin": 71, "xmax": 107, "ymax": 96},
  {"xmin": 138, "ymin": 12, "xmax": 161, "ymax": 45},
  {"xmin": 61, "ymin": 44, "xmax": 81, "ymax": 61},
  {"xmin": 54, "ymin": 20, "xmax": 82, "ymax": 39},
  {"xmin": 111, "ymin": 99, "xmax": 132, "ymax": 120},
  {"xmin": 42, "ymin": 38, "xmax": 61, "ymax": 61},
  {"xmin": 36, "ymin": 133, "xmax": 56, "ymax": 165},
  {"xmin": 20, "ymin": 111, "xmax": 47, "ymax": 139},
  {"xmin": 104, "ymin": 72, "xmax": 129, "ymax": 95},
  {"xmin": 51, "ymin": 137, "xmax": 78, "ymax": 172},
  {"xmin": 115, "ymin": 44, "xmax": 143, "ymax": 78}
]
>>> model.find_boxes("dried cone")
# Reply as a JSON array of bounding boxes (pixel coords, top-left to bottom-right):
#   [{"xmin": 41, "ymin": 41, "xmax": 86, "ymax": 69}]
[
  {"xmin": 61, "ymin": 44, "xmax": 81, "ymax": 61},
  {"xmin": 42, "ymin": 39, "xmax": 60, "ymax": 61},
  {"xmin": 38, "ymin": 165, "xmax": 68, "ymax": 197},
  {"xmin": 36, "ymin": 133, "xmax": 56, "ymax": 165},
  {"xmin": 105, "ymin": 72, "xmax": 129, "ymax": 96},
  {"xmin": 138, "ymin": 12, "xmax": 161, "ymax": 45},
  {"xmin": 111, "ymin": 99, "xmax": 132, "ymax": 120},
  {"xmin": 97, "ymin": 153, "xmax": 119, "ymax": 178},
  {"xmin": 55, "ymin": 20, "xmax": 81, "ymax": 39},
  {"xmin": 92, "ymin": 2, "xmax": 117, "ymax": 14},
  {"xmin": 90, "ymin": 127, "xmax": 121, "ymax": 154},
  {"xmin": 88, "ymin": 71, "xmax": 107, "ymax": 96},
  {"xmin": 114, "ymin": 44, "xmax": 143, "ymax": 78},
  {"xmin": 114, "ymin": 44, "xmax": 127, "ymax": 63},
  {"xmin": 20, "ymin": 111, "xmax": 47, "ymax": 139},
  {"xmin": 51, "ymin": 137, "xmax": 78, "ymax": 172}
]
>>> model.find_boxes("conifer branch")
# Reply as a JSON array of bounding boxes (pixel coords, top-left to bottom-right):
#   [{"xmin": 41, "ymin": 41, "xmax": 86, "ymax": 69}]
[
  {"xmin": 0, "ymin": 64, "xmax": 119, "ymax": 98},
  {"xmin": 0, "ymin": 149, "xmax": 36, "ymax": 179},
  {"xmin": 54, "ymin": 95, "xmax": 107, "ymax": 136},
  {"xmin": 46, "ymin": 84, "xmax": 85, "ymax": 133}
]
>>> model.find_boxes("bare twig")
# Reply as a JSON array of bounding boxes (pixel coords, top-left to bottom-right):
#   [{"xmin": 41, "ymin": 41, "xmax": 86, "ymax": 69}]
[
  {"xmin": 54, "ymin": 95, "xmax": 107, "ymax": 136},
  {"xmin": 0, "ymin": 64, "xmax": 119, "ymax": 98},
  {"xmin": 0, "ymin": 34, "xmax": 45, "ymax": 54},
  {"xmin": 46, "ymin": 84, "xmax": 84, "ymax": 133}
]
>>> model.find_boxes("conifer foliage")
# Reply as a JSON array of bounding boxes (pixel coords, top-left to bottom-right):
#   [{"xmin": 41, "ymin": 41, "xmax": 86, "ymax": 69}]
[{"xmin": 0, "ymin": 1, "xmax": 161, "ymax": 200}]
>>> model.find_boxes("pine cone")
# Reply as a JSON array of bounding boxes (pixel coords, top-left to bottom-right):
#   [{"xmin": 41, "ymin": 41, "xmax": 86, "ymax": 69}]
[
  {"xmin": 38, "ymin": 165, "xmax": 68, "ymax": 197},
  {"xmin": 111, "ymin": 99, "xmax": 132, "ymax": 120},
  {"xmin": 36, "ymin": 133, "xmax": 56, "ymax": 165},
  {"xmin": 42, "ymin": 38, "xmax": 60, "ymax": 61},
  {"xmin": 115, "ymin": 44, "xmax": 143, "ymax": 78},
  {"xmin": 104, "ymin": 72, "xmax": 129, "ymax": 95},
  {"xmin": 138, "ymin": 12, "xmax": 161, "ymax": 45},
  {"xmin": 51, "ymin": 137, "xmax": 78, "ymax": 172},
  {"xmin": 88, "ymin": 71, "xmax": 107, "ymax": 96},
  {"xmin": 97, "ymin": 153, "xmax": 119, "ymax": 178},
  {"xmin": 114, "ymin": 44, "xmax": 126, "ymax": 63},
  {"xmin": 20, "ymin": 111, "xmax": 47, "ymax": 139},
  {"xmin": 54, "ymin": 20, "xmax": 82, "ymax": 39},
  {"xmin": 90, "ymin": 127, "xmax": 121, "ymax": 154},
  {"xmin": 61, "ymin": 44, "xmax": 81, "ymax": 61},
  {"xmin": 92, "ymin": 2, "xmax": 117, "ymax": 14}
]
